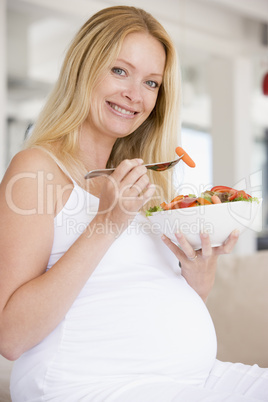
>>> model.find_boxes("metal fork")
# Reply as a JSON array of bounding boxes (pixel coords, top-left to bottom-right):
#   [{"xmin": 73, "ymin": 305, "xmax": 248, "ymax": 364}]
[{"xmin": 84, "ymin": 155, "xmax": 184, "ymax": 179}]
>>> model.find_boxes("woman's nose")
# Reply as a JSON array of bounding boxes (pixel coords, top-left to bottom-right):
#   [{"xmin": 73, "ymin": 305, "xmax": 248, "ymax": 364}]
[{"xmin": 122, "ymin": 82, "xmax": 142, "ymax": 103}]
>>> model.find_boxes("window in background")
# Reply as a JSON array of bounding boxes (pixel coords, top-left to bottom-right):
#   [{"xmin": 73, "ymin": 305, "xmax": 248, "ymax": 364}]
[
  {"xmin": 5, "ymin": 118, "xmax": 31, "ymax": 167},
  {"xmin": 255, "ymin": 130, "xmax": 268, "ymax": 249},
  {"xmin": 174, "ymin": 126, "xmax": 213, "ymax": 196}
]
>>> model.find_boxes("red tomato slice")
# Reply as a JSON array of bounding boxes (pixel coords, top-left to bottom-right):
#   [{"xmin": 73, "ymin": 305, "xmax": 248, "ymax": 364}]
[
  {"xmin": 210, "ymin": 186, "xmax": 235, "ymax": 192},
  {"xmin": 210, "ymin": 186, "xmax": 238, "ymax": 201},
  {"xmin": 228, "ymin": 190, "xmax": 238, "ymax": 201}
]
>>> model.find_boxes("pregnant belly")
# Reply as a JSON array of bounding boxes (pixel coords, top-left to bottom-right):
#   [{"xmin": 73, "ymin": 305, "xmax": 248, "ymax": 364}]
[{"xmin": 62, "ymin": 276, "xmax": 217, "ymax": 384}]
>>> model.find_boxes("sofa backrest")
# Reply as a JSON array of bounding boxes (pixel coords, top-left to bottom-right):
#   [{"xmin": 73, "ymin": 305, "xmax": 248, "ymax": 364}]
[{"xmin": 207, "ymin": 250, "xmax": 268, "ymax": 367}]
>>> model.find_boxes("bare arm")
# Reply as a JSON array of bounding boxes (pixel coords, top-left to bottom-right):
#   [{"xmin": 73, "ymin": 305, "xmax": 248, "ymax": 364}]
[{"xmin": 0, "ymin": 150, "xmax": 154, "ymax": 360}]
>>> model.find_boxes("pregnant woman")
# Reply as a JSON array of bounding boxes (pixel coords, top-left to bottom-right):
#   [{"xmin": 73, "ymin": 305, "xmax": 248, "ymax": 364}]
[{"xmin": 0, "ymin": 6, "xmax": 267, "ymax": 401}]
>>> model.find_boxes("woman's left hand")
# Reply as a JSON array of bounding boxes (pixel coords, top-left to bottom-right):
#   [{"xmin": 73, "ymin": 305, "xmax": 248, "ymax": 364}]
[{"xmin": 161, "ymin": 230, "xmax": 240, "ymax": 302}]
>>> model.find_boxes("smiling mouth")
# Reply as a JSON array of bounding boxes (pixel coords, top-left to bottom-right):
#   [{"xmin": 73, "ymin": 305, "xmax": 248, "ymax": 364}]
[{"xmin": 107, "ymin": 101, "xmax": 137, "ymax": 116}]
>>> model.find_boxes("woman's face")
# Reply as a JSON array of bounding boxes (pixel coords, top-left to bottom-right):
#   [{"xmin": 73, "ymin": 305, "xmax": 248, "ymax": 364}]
[{"xmin": 86, "ymin": 32, "xmax": 166, "ymax": 142}]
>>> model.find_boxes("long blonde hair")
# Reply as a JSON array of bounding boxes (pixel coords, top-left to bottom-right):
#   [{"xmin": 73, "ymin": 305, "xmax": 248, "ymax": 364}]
[{"xmin": 25, "ymin": 6, "xmax": 181, "ymax": 203}]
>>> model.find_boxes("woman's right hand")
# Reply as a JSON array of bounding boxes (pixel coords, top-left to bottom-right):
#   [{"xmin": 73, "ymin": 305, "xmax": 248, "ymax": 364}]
[{"xmin": 97, "ymin": 159, "xmax": 155, "ymax": 230}]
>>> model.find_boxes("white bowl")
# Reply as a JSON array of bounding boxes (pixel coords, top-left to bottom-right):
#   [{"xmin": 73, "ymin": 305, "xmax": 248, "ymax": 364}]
[{"xmin": 147, "ymin": 200, "xmax": 262, "ymax": 250}]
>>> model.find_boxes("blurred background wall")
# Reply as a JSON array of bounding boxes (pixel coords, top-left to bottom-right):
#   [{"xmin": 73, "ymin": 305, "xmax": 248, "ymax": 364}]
[{"xmin": 1, "ymin": 0, "xmax": 268, "ymax": 254}]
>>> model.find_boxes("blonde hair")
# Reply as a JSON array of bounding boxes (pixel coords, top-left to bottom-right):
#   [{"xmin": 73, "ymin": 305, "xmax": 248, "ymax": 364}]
[{"xmin": 25, "ymin": 6, "xmax": 181, "ymax": 204}]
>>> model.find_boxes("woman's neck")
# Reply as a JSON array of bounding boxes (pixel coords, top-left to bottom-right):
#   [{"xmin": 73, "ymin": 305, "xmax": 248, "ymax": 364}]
[{"xmin": 79, "ymin": 123, "xmax": 116, "ymax": 171}]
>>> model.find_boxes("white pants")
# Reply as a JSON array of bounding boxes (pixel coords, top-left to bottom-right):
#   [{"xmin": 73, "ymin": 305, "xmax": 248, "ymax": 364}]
[
  {"xmin": 104, "ymin": 360, "xmax": 268, "ymax": 402},
  {"xmin": 11, "ymin": 360, "xmax": 268, "ymax": 402}
]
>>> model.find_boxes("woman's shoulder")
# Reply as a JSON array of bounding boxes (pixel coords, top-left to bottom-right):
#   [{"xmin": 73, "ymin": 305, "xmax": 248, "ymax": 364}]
[
  {"xmin": 1, "ymin": 148, "xmax": 73, "ymax": 218},
  {"xmin": 7, "ymin": 148, "xmax": 55, "ymax": 173},
  {"xmin": 8, "ymin": 148, "xmax": 56, "ymax": 173},
  {"xmin": 4, "ymin": 148, "xmax": 70, "ymax": 185}
]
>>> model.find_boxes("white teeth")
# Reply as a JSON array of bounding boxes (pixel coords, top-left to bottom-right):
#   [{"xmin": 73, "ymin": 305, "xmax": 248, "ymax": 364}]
[{"xmin": 110, "ymin": 103, "xmax": 135, "ymax": 115}]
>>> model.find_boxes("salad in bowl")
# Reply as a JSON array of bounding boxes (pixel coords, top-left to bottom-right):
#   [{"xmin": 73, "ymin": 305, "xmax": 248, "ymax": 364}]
[{"xmin": 146, "ymin": 186, "xmax": 261, "ymax": 250}]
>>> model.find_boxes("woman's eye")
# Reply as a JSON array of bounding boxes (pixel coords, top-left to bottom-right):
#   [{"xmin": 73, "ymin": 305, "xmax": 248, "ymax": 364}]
[
  {"xmin": 112, "ymin": 67, "xmax": 126, "ymax": 76},
  {"xmin": 146, "ymin": 80, "xmax": 159, "ymax": 88}
]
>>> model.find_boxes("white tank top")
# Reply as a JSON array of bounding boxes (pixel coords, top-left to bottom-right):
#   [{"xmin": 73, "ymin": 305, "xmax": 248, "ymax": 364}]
[{"xmin": 10, "ymin": 168, "xmax": 217, "ymax": 401}]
